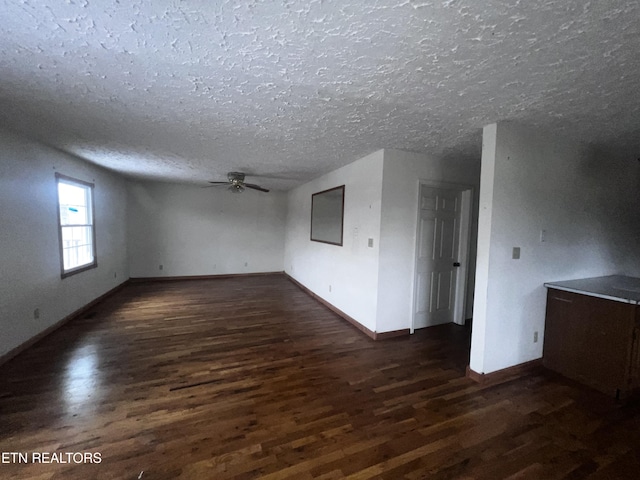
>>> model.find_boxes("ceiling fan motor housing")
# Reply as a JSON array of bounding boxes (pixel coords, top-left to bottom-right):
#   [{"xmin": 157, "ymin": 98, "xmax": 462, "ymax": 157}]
[{"xmin": 228, "ymin": 172, "xmax": 245, "ymax": 183}]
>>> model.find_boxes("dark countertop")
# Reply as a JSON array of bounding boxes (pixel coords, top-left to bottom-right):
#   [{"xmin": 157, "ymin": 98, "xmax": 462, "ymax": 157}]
[{"xmin": 544, "ymin": 275, "xmax": 640, "ymax": 305}]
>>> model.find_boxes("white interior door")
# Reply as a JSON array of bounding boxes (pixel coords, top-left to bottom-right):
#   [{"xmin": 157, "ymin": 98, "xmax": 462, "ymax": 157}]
[{"xmin": 414, "ymin": 185, "xmax": 462, "ymax": 329}]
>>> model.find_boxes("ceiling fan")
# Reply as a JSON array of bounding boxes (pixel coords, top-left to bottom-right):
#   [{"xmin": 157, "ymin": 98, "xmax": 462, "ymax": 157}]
[{"xmin": 206, "ymin": 172, "xmax": 270, "ymax": 193}]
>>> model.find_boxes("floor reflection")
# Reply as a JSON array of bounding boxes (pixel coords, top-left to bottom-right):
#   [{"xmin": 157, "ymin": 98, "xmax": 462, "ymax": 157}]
[{"xmin": 63, "ymin": 343, "xmax": 101, "ymax": 413}]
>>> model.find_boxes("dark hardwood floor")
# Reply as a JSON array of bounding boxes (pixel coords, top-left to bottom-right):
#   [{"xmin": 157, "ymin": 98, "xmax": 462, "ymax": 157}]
[{"xmin": 1, "ymin": 274, "xmax": 639, "ymax": 479}]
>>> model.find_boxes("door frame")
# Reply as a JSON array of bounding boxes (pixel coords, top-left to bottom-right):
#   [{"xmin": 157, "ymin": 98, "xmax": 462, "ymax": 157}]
[{"xmin": 411, "ymin": 179, "xmax": 474, "ymax": 333}]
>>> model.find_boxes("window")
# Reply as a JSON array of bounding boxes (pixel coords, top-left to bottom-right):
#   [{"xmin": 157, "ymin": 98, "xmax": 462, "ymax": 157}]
[{"xmin": 56, "ymin": 173, "xmax": 97, "ymax": 277}]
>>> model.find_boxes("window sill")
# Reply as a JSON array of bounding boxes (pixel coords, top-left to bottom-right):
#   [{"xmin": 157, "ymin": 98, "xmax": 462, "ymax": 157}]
[{"xmin": 61, "ymin": 261, "xmax": 98, "ymax": 279}]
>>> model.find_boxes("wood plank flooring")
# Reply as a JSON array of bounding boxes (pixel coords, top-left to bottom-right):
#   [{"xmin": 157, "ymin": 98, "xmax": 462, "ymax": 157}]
[{"xmin": 1, "ymin": 274, "xmax": 639, "ymax": 479}]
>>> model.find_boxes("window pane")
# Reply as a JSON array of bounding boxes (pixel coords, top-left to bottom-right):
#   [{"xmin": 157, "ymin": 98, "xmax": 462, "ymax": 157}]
[
  {"xmin": 61, "ymin": 226, "xmax": 73, "ymax": 244},
  {"xmin": 57, "ymin": 175, "xmax": 95, "ymax": 275},
  {"xmin": 78, "ymin": 244, "xmax": 93, "ymax": 265},
  {"xmin": 65, "ymin": 206, "xmax": 87, "ymax": 225},
  {"xmin": 61, "ymin": 225, "xmax": 94, "ymax": 270},
  {"xmin": 58, "ymin": 182, "xmax": 90, "ymax": 225},
  {"xmin": 58, "ymin": 182, "xmax": 85, "ymax": 205}
]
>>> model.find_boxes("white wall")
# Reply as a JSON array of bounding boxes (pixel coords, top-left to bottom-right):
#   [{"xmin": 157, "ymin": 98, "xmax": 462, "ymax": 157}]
[
  {"xmin": 376, "ymin": 149, "xmax": 481, "ymax": 333},
  {"xmin": 127, "ymin": 181, "xmax": 286, "ymax": 277},
  {"xmin": 471, "ymin": 122, "xmax": 640, "ymax": 374},
  {"xmin": 284, "ymin": 148, "xmax": 481, "ymax": 334},
  {"xmin": 0, "ymin": 129, "xmax": 128, "ymax": 358},
  {"xmin": 468, "ymin": 124, "xmax": 497, "ymax": 372},
  {"xmin": 284, "ymin": 151, "xmax": 384, "ymax": 332}
]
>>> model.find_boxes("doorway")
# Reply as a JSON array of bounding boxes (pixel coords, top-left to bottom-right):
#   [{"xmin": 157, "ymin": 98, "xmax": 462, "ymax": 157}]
[{"xmin": 412, "ymin": 182, "xmax": 473, "ymax": 332}]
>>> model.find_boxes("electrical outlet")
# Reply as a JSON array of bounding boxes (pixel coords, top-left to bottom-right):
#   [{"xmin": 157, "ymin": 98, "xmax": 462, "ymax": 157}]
[
  {"xmin": 114, "ymin": 272, "xmax": 117, "ymax": 278},
  {"xmin": 368, "ymin": 238, "xmax": 374, "ymax": 248},
  {"xmin": 534, "ymin": 331, "xmax": 539, "ymax": 343},
  {"xmin": 244, "ymin": 262, "xmax": 248, "ymax": 267},
  {"xmin": 512, "ymin": 247, "xmax": 521, "ymax": 260},
  {"xmin": 159, "ymin": 264, "xmax": 163, "ymax": 270},
  {"xmin": 33, "ymin": 308, "xmax": 40, "ymax": 320},
  {"xmin": 329, "ymin": 285, "xmax": 332, "ymax": 292}
]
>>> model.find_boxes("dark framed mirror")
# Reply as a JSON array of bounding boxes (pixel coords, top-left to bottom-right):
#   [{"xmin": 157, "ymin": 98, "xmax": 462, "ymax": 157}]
[{"xmin": 310, "ymin": 185, "xmax": 345, "ymax": 246}]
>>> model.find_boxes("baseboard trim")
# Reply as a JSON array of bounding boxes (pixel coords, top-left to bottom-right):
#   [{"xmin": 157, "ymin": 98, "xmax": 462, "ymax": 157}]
[
  {"xmin": 0, "ymin": 279, "xmax": 130, "ymax": 368},
  {"xmin": 284, "ymin": 273, "xmax": 376, "ymax": 340},
  {"xmin": 284, "ymin": 273, "xmax": 409, "ymax": 341},
  {"xmin": 129, "ymin": 271, "xmax": 284, "ymax": 282},
  {"xmin": 374, "ymin": 329, "xmax": 411, "ymax": 340},
  {"xmin": 466, "ymin": 359, "xmax": 543, "ymax": 386}
]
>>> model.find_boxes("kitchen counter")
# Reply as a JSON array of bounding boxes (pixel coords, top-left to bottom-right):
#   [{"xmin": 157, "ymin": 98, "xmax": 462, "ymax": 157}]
[{"xmin": 544, "ymin": 275, "xmax": 640, "ymax": 305}]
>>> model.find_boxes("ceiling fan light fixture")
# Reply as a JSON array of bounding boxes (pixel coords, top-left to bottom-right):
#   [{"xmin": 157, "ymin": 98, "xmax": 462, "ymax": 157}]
[{"xmin": 207, "ymin": 171, "xmax": 268, "ymax": 193}]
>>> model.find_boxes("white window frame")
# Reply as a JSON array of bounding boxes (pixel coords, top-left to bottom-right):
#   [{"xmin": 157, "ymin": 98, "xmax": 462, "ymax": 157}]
[{"xmin": 56, "ymin": 173, "xmax": 97, "ymax": 278}]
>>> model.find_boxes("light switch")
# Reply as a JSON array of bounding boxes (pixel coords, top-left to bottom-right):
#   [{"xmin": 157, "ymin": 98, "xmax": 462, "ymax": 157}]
[
  {"xmin": 368, "ymin": 238, "xmax": 374, "ymax": 248},
  {"xmin": 512, "ymin": 247, "xmax": 521, "ymax": 259}
]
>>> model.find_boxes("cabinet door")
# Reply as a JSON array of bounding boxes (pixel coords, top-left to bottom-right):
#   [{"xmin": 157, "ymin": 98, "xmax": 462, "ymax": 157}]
[
  {"xmin": 581, "ymin": 295, "xmax": 634, "ymax": 396},
  {"xmin": 629, "ymin": 307, "xmax": 640, "ymax": 392},
  {"xmin": 543, "ymin": 290, "xmax": 582, "ymax": 375},
  {"xmin": 543, "ymin": 290, "xmax": 636, "ymax": 397}
]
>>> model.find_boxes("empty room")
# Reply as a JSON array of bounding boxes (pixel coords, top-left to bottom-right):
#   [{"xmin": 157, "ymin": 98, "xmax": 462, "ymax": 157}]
[{"xmin": 1, "ymin": 1, "xmax": 640, "ymax": 479}]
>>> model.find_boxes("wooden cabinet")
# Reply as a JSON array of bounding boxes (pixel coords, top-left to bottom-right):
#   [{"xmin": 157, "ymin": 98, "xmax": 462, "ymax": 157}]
[{"xmin": 543, "ymin": 288, "xmax": 640, "ymax": 399}]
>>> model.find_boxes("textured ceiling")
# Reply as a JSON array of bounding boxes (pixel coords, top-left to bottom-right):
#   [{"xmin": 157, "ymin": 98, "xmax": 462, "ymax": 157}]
[{"xmin": 1, "ymin": 0, "xmax": 639, "ymax": 190}]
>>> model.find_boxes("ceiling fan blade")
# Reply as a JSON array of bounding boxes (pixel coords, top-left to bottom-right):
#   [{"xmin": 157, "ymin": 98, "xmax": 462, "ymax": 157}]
[
  {"xmin": 245, "ymin": 183, "xmax": 270, "ymax": 192},
  {"xmin": 202, "ymin": 181, "xmax": 230, "ymax": 188}
]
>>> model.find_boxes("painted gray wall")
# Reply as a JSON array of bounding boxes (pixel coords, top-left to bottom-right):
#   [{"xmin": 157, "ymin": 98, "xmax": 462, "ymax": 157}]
[
  {"xmin": 470, "ymin": 122, "xmax": 640, "ymax": 374},
  {"xmin": 127, "ymin": 181, "xmax": 287, "ymax": 277},
  {"xmin": 0, "ymin": 129, "xmax": 129, "ymax": 358}
]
